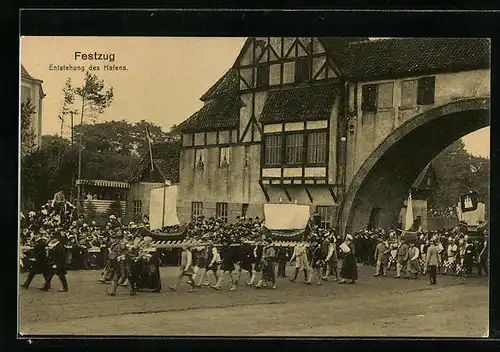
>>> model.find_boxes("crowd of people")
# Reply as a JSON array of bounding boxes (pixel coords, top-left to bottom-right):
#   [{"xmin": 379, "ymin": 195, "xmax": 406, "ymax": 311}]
[
  {"xmin": 19, "ymin": 198, "xmax": 488, "ymax": 296},
  {"xmin": 427, "ymin": 206, "xmax": 458, "ymax": 219}
]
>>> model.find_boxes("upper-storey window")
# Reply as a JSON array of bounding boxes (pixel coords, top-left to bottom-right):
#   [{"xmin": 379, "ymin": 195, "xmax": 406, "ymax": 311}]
[
  {"xmin": 285, "ymin": 133, "xmax": 304, "ymax": 165},
  {"xmin": 362, "ymin": 84, "xmax": 378, "ymax": 112},
  {"xmin": 401, "ymin": 76, "xmax": 436, "ymax": 107},
  {"xmin": 264, "ymin": 135, "xmax": 282, "ymax": 166},
  {"xmin": 194, "ymin": 149, "xmax": 205, "ymax": 170},
  {"xmin": 362, "ymin": 82, "xmax": 394, "ymax": 111},
  {"xmin": 256, "ymin": 65, "xmax": 270, "ymax": 88},
  {"xmin": 295, "ymin": 56, "xmax": 311, "ymax": 84},
  {"xmin": 307, "ymin": 131, "xmax": 327, "ymax": 164},
  {"xmin": 219, "ymin": 147, "xmax": 231, "ymax": 168},
  {"xmin": 417, "ymin": 76, "xmax": 436, "ymax": 105}
]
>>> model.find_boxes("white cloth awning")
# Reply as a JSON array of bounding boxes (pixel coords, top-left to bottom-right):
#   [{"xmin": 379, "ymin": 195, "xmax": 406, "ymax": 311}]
[
  {"xmin": 76, "ymin": 179, "xmax": 130, "ymax": 189},
  {"xmin": 263, "ymin": 204, "xmax": 310, "ymax": 230}
]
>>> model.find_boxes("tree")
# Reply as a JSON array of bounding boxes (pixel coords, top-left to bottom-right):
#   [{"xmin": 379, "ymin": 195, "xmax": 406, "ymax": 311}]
[
  {"xmin": 429, "ymin": 139, "xmax": 490, "ymax": 210},
  {"xmin": 64, "ymin": 72, "xmax": 114, "ymax": 213},
  {"xmin": 20, "ymin": 98, "xmax": 37, "ymax": 157}
]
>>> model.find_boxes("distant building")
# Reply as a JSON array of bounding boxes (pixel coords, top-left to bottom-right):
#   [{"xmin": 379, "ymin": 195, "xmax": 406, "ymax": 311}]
[
  {"xmin": 20, "ymin": 65, "xmax": 45, "ymax": 151},
  {"xmin": 399, "ymin": 163, "xmax": 439, "ymax": 231},
  {"xmin": 127, "ymin": 140, "xmax": 181, "ymax": 222}
]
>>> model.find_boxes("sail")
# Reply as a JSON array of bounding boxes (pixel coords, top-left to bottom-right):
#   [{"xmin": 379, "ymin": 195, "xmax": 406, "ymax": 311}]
[
  {"xmin": 404, "ymin": 192, "xmax": 414, "ymax": 231},
  {"xmin": 149, "ymin": 185, "xmax": 180, "ymax": 230}
]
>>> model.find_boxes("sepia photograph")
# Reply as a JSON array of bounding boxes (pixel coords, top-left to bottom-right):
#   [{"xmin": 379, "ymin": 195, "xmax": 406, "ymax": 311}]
[{"xmin": 18, "ymin": 36, "xmax": 490, "ymax": 337}]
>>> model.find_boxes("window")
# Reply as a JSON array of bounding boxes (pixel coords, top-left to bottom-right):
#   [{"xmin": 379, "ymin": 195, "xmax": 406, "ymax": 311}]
[
  {"xmin": 133, "ymin": 200, "xmax": 142, "ymax": 215},
  {"xmin": 191, "ymin": 202, "xmax": 204, "ymax": 220},
  {"xmin": 242, "ymin": 203, "xmax": 249, "ymax": 218},
  {"xmin": 216, "ymin": 202, "xmax": 229, "ymax": 223},
  {"xmin": 194, "ymin": 149, "xmax": 205, "ymax": 170},
  {"xmin": 401, "ymin": 79, "xmax": 418, "ymax": 107},
  {"xmin": 219, "ymin": 147, "xmax": 231, "ymax": 168},
  {"xmin": 316, "ymin": 206, "xmax": 334, "ymax": 229},
  {"xmin": 295, "ymin": 56, "xmax": 310, "ymax": 83},
  {"xmin": 256, "ymin": 65, "xmax": 270, "ymax": 88},
  {"xmin": 417, "ymin": 76, "xmax": 436, "ymax": 105},
  {"xmin": 427, "ymin": 177, "xmax": 432, "ymax": 186},
  {"xmin": 264, "ymin": 135, "xmax": 282, "ymax": 166},
  {"xmin": 362, "ymin": 84, "xmax": 378, "ymax": 111},
  {"xmin": 377, "ymin": 82, "xmax": 394, "ymax": 108},
  {"xmin": 21, "ymin": 86, "xmax": 31, "ymax": 103},
  {"xmin": 307, "ymin": 131, "xmax": 327, "ymax": 165},
  {"xmin": 368, "ymin": 207, "xmax": 381, "ymax": 230},
  {"xmin": 285, "ymin": 134, "xmax": 304, "ymax": 164}
]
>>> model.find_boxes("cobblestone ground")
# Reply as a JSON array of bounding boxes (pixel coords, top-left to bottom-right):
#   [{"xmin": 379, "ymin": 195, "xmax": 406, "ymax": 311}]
[{"xmin": 18, "ymin": 265, "xmax": 489, "ymax": 337}]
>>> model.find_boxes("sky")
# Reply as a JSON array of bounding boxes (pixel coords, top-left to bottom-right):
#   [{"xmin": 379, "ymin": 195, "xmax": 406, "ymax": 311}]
[{"xmin": 20, "ymin": 36, "xmax": 490, "ymax": 158}]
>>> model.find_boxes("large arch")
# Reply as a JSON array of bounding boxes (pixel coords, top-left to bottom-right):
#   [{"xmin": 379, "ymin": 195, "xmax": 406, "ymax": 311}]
[{"xmin": 339, "ymin": 97, "xmax": 490, "ymax": 235}]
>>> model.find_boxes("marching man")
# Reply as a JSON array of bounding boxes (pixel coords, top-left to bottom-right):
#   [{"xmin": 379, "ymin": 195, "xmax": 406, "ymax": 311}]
[
  {"xmin": 169, "ymin": 245, "xmax": 197, "ymax": 292},
  {"xmin": 289, "ymin": 239, "xmax": 310, "ymax": 284}
]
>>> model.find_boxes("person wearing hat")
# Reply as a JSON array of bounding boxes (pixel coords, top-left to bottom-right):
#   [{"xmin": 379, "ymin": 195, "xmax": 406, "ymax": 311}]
[
  {"xmin": 338, "ymin": 234, "xmax": 357, "ymax": 284},
  {"xmin": 462, "ymin": 235, "xmax": 475, "ymax": 278},
  {"xmin": 40, "ymin": 233, "xmax": 69, "ymax": 292},
  {"xmin": 425, "ymin": 237, "xmax": 441, "ymax": 285},
  {"xmin": 235, "ymin": 240, "xmax": 254, "ymax": 285},
  {"xmin": 21, "ymin": 236, "xmax": 50, "ymax": 289}
]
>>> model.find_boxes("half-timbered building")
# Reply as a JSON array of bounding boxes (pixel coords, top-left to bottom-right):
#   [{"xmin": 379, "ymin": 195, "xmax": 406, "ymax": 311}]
[{"xmin": 177, "ymin": 37, "xmax": 489, "ymax": 231}]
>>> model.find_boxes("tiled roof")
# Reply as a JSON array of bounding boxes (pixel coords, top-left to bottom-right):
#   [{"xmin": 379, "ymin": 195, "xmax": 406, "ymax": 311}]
[
  {"xmin": 200, "ymin": 68, "xmax": 239, "ymax": 102},
  {"xmin": 346, "ymin": 38, "xmax": 490, "ymax": 79},
  {"xmin": 128, "ymin": 140, "xmax": 181, "ymax": 183},
  {"xmin": 260, "ymin": 83, "xmax": 339, "ymax": 124},
  {"xmin": 179, "ymin": 94, "xmax": 243, "ymax": 132},
  {"xmin": 318, "ymin": 37, "xmax": 369, "ymax": 71}
]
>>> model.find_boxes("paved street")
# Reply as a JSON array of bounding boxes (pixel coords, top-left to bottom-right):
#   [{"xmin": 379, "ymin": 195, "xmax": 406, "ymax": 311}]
[{"xmin": 19, "ymin": 265, "xmax": 489, "ymax": 337}]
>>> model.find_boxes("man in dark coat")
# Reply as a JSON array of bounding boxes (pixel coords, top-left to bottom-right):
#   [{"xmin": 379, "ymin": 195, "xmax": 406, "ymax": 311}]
[
  {"xmin": 40, "ymin": 233, "xmax": 69, "ymax": 292},
  {"xmin": 276, "ymin": 246, "xmax": 289, "ymax": 277},
  {"xmin": 20, "ymin": 236, "xmax": 50, "ymax": 289}
]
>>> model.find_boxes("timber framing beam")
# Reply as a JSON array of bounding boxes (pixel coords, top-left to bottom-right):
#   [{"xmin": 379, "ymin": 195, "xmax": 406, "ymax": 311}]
[
  {"xmin": 328, "ymin": 186, "xmax": 338, "ymax": 203},
  {"xmin": 259, "ymin": 181, "xmax": 270, "ymax": 202},
  {"xmin": 305, "ymin": 188, "xmax": 314, "ymax": 203},
  {"xmin": 283, "ymin": 187, "xmax": 292, "ymax": 202}
]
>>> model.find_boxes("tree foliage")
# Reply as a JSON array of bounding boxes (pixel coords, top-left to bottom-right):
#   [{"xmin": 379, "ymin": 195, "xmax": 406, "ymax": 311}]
[
  {"xmin": 429, "ymin": 139, "xmax": 489, "ymax": 209},
  {"xmin": 21, "ymin": 120, "xmax": 177, "ymax": 210},
  {"xmin": 20, "ymin": 98, "xmax": 37, "ymax": 157}
]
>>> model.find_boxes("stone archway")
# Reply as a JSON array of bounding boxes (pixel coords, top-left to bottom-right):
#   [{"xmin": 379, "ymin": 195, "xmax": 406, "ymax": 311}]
[{"xmin": 338, "ymin": 97, "xmax": 490, "ymax": 235}]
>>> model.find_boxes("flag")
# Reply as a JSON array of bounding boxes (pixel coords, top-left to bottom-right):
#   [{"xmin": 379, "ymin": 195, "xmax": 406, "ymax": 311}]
[
  {"xmin": 460, "ymin": 191, "xmax": 478, "ymax": 213},
  {"xmin": 145, "ymin": 126, "xmax": 154, "ymax": 172},
  {"xmin": 404, "ymin": 192, "xmax": 414, "ymax": 231}
]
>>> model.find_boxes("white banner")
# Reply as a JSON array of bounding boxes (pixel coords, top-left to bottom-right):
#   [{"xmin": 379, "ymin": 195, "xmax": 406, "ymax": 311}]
[
  {"xmin": 149, "ymin": 185, "xmax": 180, "ymax": 230},
  {"xmin": 263, "ymin": 204, "xmax": 310, "ymax": 230},
  {"xmin": 457, "ymin": 201, "xmax": 485, "ymax": 226}
]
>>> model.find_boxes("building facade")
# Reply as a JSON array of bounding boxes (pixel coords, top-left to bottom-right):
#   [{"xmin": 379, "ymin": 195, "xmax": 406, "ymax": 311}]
[
  {"xmin": 177, "ymin": 37, "xmax": 490, "ymax": 231},
  {"xmin": 20, "ymin": 65, "xmax": 45, "ymax": 152}
]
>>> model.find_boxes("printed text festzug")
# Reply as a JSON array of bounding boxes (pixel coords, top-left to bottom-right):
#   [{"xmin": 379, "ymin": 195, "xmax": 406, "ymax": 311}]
[{"xmin": 74, "ymin": 52, "xmax": 115, "ymax": 62}]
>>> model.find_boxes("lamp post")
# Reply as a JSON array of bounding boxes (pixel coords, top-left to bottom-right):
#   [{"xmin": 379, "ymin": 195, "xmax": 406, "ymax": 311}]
[{"xmin": 76, "ymin": 112, "xmax": 84, "ymax": 217}]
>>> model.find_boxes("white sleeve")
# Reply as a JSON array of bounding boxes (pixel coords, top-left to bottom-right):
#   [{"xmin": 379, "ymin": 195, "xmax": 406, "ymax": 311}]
[{"xmin": 185, "ymin": 251, "xmax": 192, "ymax": 269}]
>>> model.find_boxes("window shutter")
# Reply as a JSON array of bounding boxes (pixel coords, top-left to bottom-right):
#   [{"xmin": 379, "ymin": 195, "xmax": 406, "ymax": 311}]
[
  {"xmin": 256, "ymin": 65, "xmax": 270, "ymax": 88},
  {"xmin": 417, "ymin": 76, "xmax": 435, "ymax": 105},
  {"xmin": 295, "ymin": 56, "xmax": 310, "ymax": 83}
]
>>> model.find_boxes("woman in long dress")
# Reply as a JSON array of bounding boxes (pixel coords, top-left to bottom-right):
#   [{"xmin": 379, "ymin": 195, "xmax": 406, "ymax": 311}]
[
  {"xmin": 406, "ymin": 241, "xmax": 420, "ymax": 279},
  {"xmin": 339, "ymin": 234, "xmax": 358, "ymax": 284}
]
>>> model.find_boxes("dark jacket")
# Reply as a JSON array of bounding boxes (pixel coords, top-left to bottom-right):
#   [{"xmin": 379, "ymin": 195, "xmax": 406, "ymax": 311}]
[{"xmin": 49, "ymin": 241, "xmax": 67, "ymax": 274}]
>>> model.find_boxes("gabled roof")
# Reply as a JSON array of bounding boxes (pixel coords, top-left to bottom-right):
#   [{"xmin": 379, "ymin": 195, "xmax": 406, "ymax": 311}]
[
  {"xmin": 21, "ymin": 65, "xmax": 33, "ymax": 79},
  {"xmin": 128, "ymin": 140, "xmax": 181, "ymax": 183},
  {"xmin": 346, "ymin": 38, "xmax": 490, "ymax": 80},
  {"xmin": 412, "ymin": 163, "xmax": 438, "ymax": 191},
  {"xmin": 179, "ymin": 94, "xmax": 244, "ymax": 133},
  {"xmin": 260, "ymin": 83, "xmax": 339, "ymax": 124},
  {"xmin": 200, "ymin": 68, "xmax": 239, "ymax": 102}
]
